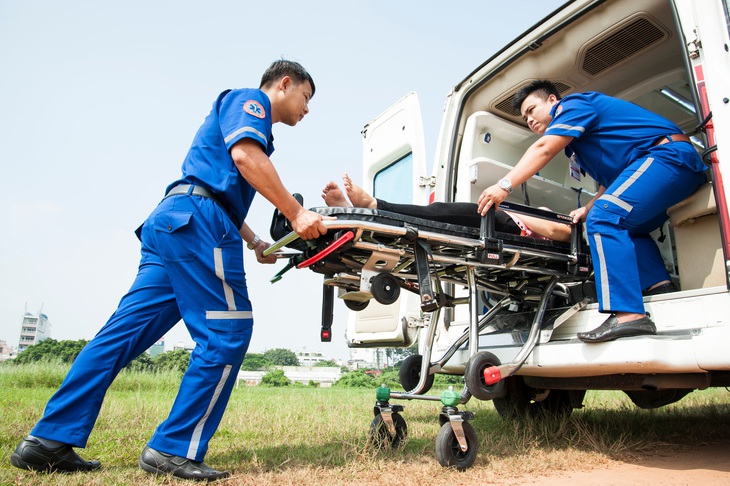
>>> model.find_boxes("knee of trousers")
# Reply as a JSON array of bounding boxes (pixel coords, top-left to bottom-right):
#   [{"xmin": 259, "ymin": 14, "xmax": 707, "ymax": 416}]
[{"xmin": 204, "ymin": 326, "xmax": 253, "ymax": 366}]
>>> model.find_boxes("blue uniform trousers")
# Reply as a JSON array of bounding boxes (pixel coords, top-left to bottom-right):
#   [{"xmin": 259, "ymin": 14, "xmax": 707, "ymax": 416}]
[
  {"xmin": 31, "ymin": 194, "xmax": 253, "ymax": 461},
  {"xmin": 586, "ymin": 142, "xmax": 706, "ymax": 314}
]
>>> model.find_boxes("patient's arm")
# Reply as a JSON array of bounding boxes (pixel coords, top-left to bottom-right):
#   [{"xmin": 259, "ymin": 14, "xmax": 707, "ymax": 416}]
[{"xmin": 518, "ymin": 213, "xmax": 571, "ymax": 242}]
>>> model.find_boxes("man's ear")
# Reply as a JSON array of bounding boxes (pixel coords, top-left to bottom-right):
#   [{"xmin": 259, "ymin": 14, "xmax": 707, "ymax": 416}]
[{"xmin": 278, "ymin": 75, "xmax": 292, "ymax": 93}]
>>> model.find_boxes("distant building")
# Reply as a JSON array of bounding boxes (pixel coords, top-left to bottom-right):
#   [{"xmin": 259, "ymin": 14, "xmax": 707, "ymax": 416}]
[
  {"xmin": 173, "ymin": 342, "xmax": 194, "ymax": 353},
  {"xmin": 148, "ymin": 338, "xmax": 165, "ymax": 358},
  {"xmin": 238, "ymin": 366, "xmax": 342, "ymax": 387},
  {"xmin": 295, "ymin": 350, "xmax": 328, "ymax": 367},
  {"xmin": 18, "ymin": 309, "xmax": 52, "ymax": 352},
  {"xmin": 0, "ymin": 340, "xmax": 17, "ymax": 363}
]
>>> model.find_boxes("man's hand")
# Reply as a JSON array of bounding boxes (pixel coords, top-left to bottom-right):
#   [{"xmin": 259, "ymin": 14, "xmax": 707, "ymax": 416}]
[
  {"xmin": 569, "ymin": 206, "xmax": 590, "ymax": 224},
  {"xmin": 290, "ymin": 209, "xmax": 333, "ymax": 240},
  {"xmin": 253, "ymin": 241, "xmax": 278, "ymax": 264},
  {"xmin": 477, "ymin": 183, "xmax": 509, "ymax": 215}
]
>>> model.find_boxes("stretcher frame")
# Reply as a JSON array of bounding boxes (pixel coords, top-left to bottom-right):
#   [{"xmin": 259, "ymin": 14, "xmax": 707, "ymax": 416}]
[{"xmin": 265, "ymin": 201, "xmax": 593, "ymax": 404}]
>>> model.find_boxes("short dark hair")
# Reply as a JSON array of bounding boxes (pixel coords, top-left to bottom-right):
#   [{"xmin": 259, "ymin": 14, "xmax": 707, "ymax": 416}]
[
  {"xmin": 260, "ymin": 59, "xmax": 315, "ymax": 97},
  {"xmin": 511, "ymin": 80, "xmax": 561, "ymax": 113}
]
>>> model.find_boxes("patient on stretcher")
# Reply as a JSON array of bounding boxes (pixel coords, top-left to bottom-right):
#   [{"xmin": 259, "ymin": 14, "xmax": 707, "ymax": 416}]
[{"xmin": 321, "ymin": 174, "xmax": 571, "ymax": 242}]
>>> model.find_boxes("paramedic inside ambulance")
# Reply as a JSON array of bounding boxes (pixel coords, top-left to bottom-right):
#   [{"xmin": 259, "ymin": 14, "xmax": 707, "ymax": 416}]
[{"xmin": 477, "ymin": 80, "xmax": 706, "ymax": 343}]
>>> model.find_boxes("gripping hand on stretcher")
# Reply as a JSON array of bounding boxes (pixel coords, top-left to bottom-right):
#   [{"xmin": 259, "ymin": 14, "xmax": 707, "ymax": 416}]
[
  {"xmin": 477, "ymin": 183, "xmax": 509, "ymax": 215},
  {"xmin": 290, "ymin": 208, "xmax": 335, "ymax": 240}
]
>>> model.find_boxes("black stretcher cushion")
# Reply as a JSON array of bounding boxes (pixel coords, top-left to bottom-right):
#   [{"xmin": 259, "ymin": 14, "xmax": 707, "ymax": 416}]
[{"xmin": 311, "ymin": 206, "xmax": 571, "ymax": 253}]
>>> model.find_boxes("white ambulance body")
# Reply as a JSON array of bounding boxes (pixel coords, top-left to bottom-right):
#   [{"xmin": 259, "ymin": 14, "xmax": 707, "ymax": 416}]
[{"xmin": 348, "ymin": 0, "xmax": 730, "ymax": 409}]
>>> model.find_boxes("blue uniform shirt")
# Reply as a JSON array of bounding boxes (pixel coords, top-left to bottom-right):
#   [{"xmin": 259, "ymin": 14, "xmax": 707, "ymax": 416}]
[
  {"xmin": 168, "ymin": 88, "xmax": 275, "ymax": 228},
  {"xmin": 544, "ymin": 92, "xmax": 704, "ymax": 187}
]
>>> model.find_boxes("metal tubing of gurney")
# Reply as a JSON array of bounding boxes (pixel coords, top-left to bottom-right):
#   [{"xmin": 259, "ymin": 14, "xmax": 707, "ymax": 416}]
[
  {"xmin": 409, "ymin": 306, "xmax": 442, "ymax": 395},
  {"xmin": 430, "ymin": 296, "xmax": 513, "ymax": 370},
  {"xmin": 497, "ymin": 276, "xmax": 558, "ymax": 379},
  {"xmin": 351, "ymin": 241, "xmax": 576, "ymax": 277},
  {"xmin": 263, "ymin": 231, "xmax": 301, "ymax": 256}
]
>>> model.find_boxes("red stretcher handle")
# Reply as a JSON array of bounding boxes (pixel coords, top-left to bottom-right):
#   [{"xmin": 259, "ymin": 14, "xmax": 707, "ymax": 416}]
[{"xmin": 297, "ymin": 231, "xmax": 355, "ymax": 269}]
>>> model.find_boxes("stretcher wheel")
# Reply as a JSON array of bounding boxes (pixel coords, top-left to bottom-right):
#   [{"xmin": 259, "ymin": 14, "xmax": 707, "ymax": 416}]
[
  {"xmin": 370, "ymin": 273, "xmax": 400, "ymax": 305},
  {"xmin": 434, "ymin": 421, "xmax": 478, "ymax": 470},
  {"xmin": 344, "ymin": 299, "xmax": 369, "ymax": 311},
  {"xmin": 368, "ymin": 412, "xmax": 407, "ymax": 449},
  {"xmin": 398, "ymin": 354, "xmax": 434, "ymax": 394},
  {"xmin": 464, "ymin": 351, "xmax": 505, "ymax": 401}
]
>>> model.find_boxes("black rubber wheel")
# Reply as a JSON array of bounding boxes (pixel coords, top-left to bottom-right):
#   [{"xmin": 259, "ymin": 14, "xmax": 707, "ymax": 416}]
[
  {"xmin": 492, "ymin": 376, "xmax": 574, "ymax": 420},
  {"xmin": 464, "ymin": 351, "xmax": 505, "ymax": 401},
  {"xmin": 435, "ymin": 421, "xmax": 479, "ymax": 470},
  {"xmin": 370, "ymin": 273, "xmax": 401, "ymax": 305},
  {"xmin": 398, "ymin": 354, "xmax": 434, "ymax": 394},
  {"xmin": 344, "ymin": 299, "xmax": 369, "ymax": 311},
  {"xmin": 368, "ymin": 412, "xmax": 407, "ymax": 449}
]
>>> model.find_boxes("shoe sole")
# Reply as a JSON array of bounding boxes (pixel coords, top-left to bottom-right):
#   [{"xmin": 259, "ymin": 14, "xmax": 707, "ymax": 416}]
[
  {"xmin": 139, "ymin": 457, "xmax": 169, "ymax": 476},
  {"xmin": 579, "ymin": 328, "xmax": 656, "ymax": 343},
  {"xmin": 139, "ymin": 456, "xmax": 230, "ymax": 481}
]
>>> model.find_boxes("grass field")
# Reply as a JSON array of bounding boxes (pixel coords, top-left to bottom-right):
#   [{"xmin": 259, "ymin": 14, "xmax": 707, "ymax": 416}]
[{"xmin": 1, "ymin": 363, "xmax": 729, "ymax": 485}]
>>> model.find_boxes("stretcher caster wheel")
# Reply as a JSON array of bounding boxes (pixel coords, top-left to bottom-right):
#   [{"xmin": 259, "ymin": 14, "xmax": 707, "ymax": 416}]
[
  {"xmin": 368, "ymin": 412, "xmax": 407, "ymax": 449},
  {"xmin": 398, "ymin": 354, "xmax": 434, "ymax": 394},
  {"xmin": 435, "ymin": 420, "xmax": 478, "ymax": 470},
  {"xmin": 344, "ymin": 299, "xmax": 369, "ymax": 311},
  {"xmin": 370, "ymin": 273, "xmax": 400, "ymax": 305},
  {"xmin": 465, "ymin": 351, "xmax": 505, "ymax": 401}
]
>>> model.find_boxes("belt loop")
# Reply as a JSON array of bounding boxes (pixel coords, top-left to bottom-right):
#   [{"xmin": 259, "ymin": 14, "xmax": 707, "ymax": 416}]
[{"xmin": 186, "ymin": 184, "xmax": 195, "ymax": 196}]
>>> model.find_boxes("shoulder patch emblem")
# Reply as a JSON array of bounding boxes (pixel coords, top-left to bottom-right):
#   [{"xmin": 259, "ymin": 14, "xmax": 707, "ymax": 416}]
[{"xmin": 243, "ymin": 100, "xmax": 266, "ymax": 119}]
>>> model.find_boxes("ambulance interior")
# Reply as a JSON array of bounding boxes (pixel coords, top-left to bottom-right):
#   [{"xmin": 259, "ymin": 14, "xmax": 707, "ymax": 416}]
[{"xmin": 450, "ymin": 0, "xmax": 724, "ymax": 294}]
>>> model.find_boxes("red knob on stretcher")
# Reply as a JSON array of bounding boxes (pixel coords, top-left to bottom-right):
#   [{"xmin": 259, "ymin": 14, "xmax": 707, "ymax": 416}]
[{"xmin": 483, "ymin": 366, "xmax": 501, "ymax": 386}]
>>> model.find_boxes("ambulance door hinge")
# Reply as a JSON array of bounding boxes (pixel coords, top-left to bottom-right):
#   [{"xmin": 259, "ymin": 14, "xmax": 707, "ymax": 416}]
[
  {"xmin": 687, "ymin": 30, "xmax": 701, "ymax": 59},
  {"xmin": 419, "ymin": 175, "xmax": 436, "ymax": 188}
]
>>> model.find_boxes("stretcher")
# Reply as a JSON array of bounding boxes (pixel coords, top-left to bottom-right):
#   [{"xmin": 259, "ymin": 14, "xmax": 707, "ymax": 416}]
[{"xmin": 265, "ymin": 200, "xmax": 593, "ymax": 469}]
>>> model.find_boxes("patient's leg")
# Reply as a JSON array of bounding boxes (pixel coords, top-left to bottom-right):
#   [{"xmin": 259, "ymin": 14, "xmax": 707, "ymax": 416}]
[
  {"xmin": 343, "ymin": 173, "xmax": 378, "ymax": 209},
  {"xmin": 321, "ymin": 181, "xmax": 352, "ymax": 207}
]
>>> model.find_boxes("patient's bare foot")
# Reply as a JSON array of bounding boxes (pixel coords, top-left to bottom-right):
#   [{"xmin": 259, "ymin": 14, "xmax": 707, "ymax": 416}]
[
  {"xmin": 343, "ymin": 173, "xmax": 377, "ymax": 209},
  {"xmin": 321, "ymin": 181, "xmax": 351, "ymax": 207}
]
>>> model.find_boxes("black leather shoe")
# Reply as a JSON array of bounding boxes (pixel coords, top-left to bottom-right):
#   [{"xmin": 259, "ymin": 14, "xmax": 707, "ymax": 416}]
[
  {"xmin": 139, "ymin": 446, "xmax": 230, "ymax": 482},
  {"xmin": 643, "ymin": 281, "xmax": 678, "ymax": 296},
  {"xmin": 10, "ymin": 436, "xmax": 101, "ymax": 473},
  {"xmin": 577, "ymin": 314, "xmax": 656, "ymax": 343}
]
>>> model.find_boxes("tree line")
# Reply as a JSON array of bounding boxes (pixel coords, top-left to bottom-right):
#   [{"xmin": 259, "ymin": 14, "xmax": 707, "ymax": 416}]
[
  {"xmin": 6, "ymin": 339, "xmax": 339, "ymax": 374},
  {"xmin": 6, "ymin": 339, "xmax": 440, "ymax": 388}
]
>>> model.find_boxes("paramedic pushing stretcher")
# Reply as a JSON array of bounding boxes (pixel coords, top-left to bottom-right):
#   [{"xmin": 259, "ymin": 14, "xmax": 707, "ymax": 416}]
[
  {"xmin": 478, "ymin": 80, "xmax": 706, "ymax": 343},
  {"xmin": 11, "ymin": 60, "xmax": 329, "ymax": 482}
]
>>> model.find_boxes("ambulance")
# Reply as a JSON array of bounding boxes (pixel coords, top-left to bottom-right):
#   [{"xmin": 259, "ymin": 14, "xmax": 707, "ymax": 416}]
[{"xmin": 347, "ymin": 0, "xmax": 730, "ymax": 414}]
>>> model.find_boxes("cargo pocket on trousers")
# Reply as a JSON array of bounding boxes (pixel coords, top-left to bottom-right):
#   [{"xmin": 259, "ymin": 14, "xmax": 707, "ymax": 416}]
[{"xmin": 153, "ymin": 211, "xmax": 197, "ymax": 262}]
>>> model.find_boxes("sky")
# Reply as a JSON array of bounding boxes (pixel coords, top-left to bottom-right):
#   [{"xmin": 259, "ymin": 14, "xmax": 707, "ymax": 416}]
[{"xmin": 0, "ymin": 0, "xmax": 565, "ymax": 361}]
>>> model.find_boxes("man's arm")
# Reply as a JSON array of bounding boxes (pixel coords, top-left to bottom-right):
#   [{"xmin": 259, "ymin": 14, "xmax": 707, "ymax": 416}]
[
  {"xmin": 477, "ymin": 134, "xmax": 573, "ymax": 214},
  {"xmin": 230, "ymin": 138, "xmax": 327, "ymax": 240}
]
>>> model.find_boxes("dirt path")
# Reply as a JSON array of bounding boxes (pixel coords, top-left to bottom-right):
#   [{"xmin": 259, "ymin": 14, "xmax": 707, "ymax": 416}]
[{"xmin": 529, "ymin": 440, "xmax": 730, "ymax": 485}]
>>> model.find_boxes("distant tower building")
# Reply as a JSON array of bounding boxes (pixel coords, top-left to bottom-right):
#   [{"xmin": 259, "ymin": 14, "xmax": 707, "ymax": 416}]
[
  {"xmin": 148, "ymin": 338, "xmax": 165, "ymax": 358},
  {"xmin": 18, "ymin": 308, "xmax": 52, "ymax": 352}
]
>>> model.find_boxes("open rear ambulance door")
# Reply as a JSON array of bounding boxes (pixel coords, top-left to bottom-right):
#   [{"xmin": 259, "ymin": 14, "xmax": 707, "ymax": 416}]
[
  {"xmin": 673, "ymin": 0, "xmax": 730, "ymax": 273},
  {"xmin": 345, "ymin": 92, "xmax": 429, "ymax": 349}
]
